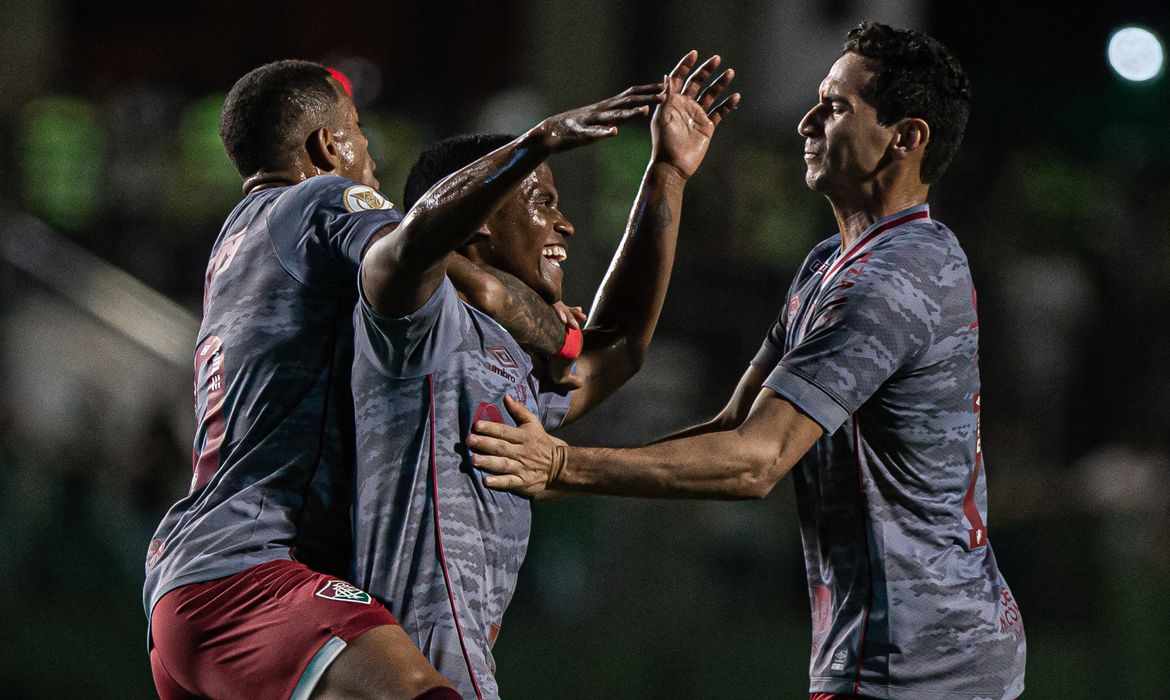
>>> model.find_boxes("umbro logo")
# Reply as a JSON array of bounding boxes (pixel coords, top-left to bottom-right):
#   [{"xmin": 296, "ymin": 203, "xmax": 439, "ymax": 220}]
[{"xmin": 315, "ymin": 580, "xmax": 372, "ymax": 605}]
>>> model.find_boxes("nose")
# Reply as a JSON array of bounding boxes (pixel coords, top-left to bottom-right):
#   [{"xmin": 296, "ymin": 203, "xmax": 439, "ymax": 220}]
[
  {"xmin": 555, "ymin": 214, "xmax": 574, "ymax": 239},
  {"xmin": 797, "ymin": 104, "xmax": 822, "ymax": 138}
]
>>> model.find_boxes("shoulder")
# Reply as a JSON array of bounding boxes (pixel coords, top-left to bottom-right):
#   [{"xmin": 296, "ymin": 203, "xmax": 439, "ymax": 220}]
[
  {"xmin": 865, "ymin": 220, "xmax": 965, "ymax": 282},
  {"xmin": 274, "ymin": 175, "xmax": 391, "ymax": 214}
]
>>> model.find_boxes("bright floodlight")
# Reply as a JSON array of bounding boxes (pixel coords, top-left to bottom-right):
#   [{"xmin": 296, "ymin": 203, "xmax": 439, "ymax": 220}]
[{"xmin": 1107, "ymin": 26, "xmax": 1164, "ymax": 82}]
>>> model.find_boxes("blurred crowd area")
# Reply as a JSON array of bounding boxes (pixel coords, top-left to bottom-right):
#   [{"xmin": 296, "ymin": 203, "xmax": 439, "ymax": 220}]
[{"xmin": 1, "ymin": 1, "xmax": 1169, "ymax": 697}]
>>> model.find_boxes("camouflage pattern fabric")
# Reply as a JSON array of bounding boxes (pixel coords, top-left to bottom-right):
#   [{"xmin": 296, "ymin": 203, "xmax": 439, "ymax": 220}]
[
  {"xmin": 351, "ymin": 277, "xmax": 571, "ymax": 700},
  {"xmin": 143, "ymin": 176, "xmax": 402, "ymax": 642},
  {"xmin": 751, "ymin": 205, "xmax": 1026, "ymax": 699}
]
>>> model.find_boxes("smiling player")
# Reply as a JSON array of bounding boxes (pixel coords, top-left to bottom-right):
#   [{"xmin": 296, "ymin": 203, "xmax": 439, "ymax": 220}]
[{"xmin": 349, "ymin": 53, "xmax": 738, "ymax": 698}]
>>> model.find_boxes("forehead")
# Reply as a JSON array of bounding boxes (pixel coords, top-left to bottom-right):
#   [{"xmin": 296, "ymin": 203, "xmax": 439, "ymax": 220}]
[
  {"xmin": 819, "ymin": 52, "xmax": 877, "ymax": 99},
  {"xmin": 521, "ymin": 163, "xmax": 557, "ymax": 195}
]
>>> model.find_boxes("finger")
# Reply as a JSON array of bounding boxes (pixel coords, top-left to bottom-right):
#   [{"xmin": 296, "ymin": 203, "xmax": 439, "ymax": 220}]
[
  {"xmin": 502, "ymin": 393, "xmax": 540, "ymax": 425},
  {"xmin": 471, "ymin": 419, "xmax": 527, "ymax": 442},
  {"xmin": 682, "ymin": 55, "xmax": 721, "ymax": 98},
  {"xmin": 577, "ymin": 125, "xmax": 619, "ymax": 140},
  {"xmin": 570, "ymin": 306, "xmax": 587, "ymax": 325},
  {"xmin": 708, "ymin": 93, "xmax": 741, "ymax": 127},
  {"xmin": 697, "ymin": 68, "xmax": 734, "ymax": 112},
  {"xmin": 471, "ymin": 453, "xmax": 524, "ymax": 476},
  {"xmin": 481, "ymin": 473, "xmax": 530, "ymax": 492},
  {"xmin": 466, "ymin": 433, "xmax": 516, "ymax": 458},
  {"xmin": 619, "ymin": 82, "xmax": 669, "ymax": 97},
  {"xmin": 553, "ymin": 304, "xmax": 569, "ymax": 326},
  {"xmin": 668, "ymin": 50, "xmax": 700, "ymax": 82},
  {"xmin": 592, "ymin": 106, "xmax": 651, "ymax": 123},
  {"xmin": 601, "ymin": 92, "xmax": 665, "ymax": 111}
]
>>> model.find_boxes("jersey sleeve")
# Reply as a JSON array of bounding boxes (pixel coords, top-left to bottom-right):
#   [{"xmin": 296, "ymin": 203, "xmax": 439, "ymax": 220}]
[
  {"xmin": 764, "ymin": 249, "xmax": 938, "ymax": 434},
  {"xmin": 267, "ymin": 176, "xmax": 403, "ymax": 286},
  {"xmin": 750, "ymin": 313, "xmax": 786, "ymax": 372},
  {"xmin": 531, "ymin": 366, "xmax": 573, "ymax": 431},
  {"xmin": 356, "ymin": 275, "xmax": 464, "ymax": 378}
]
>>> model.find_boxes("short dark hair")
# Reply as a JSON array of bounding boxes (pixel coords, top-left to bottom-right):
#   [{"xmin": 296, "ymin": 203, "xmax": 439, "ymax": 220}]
[
  {"xmin": 219, "ymin": 60, "xmax": 342, "ymax": 177},
  {"xmin": 844, "ymin": 22, "xmax": 970, "ymax": 184},
  {"xmin": 403, "ymin": 133, "xmax": 516, "ymax": 210}
]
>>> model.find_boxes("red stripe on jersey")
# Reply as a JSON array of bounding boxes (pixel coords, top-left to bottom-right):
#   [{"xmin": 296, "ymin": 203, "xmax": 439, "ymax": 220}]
[
  {"xmin": 963, "ymin": 392, "xmax": 988, "ymax": 548},
  {"xmin": 821, "ymin": 210, "xmax": 929, "ymax": 291}
]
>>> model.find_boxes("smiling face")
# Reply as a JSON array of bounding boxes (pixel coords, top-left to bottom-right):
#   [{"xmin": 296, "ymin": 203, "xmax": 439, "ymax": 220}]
[
  {"xmin": 479, "ymin": 163, "xmax": 574, "ymax": 303},
  {"xmin": 796, "ymin": 52, "xmax": 895, "ymax": 199},
  {"xmin": 325, "ymin": 79, "xmax": 379, "ymax": 190}
]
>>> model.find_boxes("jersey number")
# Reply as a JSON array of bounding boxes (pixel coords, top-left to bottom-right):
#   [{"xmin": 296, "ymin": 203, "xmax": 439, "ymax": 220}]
[{"xmin": 191, "ymin": 336, "xmax": 226, "ymax": 493}]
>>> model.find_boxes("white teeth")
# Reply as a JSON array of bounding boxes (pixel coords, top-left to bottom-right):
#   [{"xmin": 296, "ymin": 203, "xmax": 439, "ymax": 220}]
[{"xmin": 542, "ymin": 245, "xmax": 567, "ymax": 264}]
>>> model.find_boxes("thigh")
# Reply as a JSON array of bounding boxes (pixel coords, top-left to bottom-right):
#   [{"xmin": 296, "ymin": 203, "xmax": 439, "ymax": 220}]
[
  {"xmin": 150, "ymin": 560, "xmax": 397, "ymax": 700},
  {"xmin": 311, "ymin": 624, "xmax": 456, "ymax": 700}
]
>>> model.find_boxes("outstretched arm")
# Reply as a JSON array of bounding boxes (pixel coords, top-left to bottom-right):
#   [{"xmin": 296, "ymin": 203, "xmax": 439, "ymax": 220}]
[
  {"xmin": 560, "ymin": 52, "xmax": 741, "ymax": 424},
  {"xmin": 362, "ymin": 85, "xmax": 664, "ymax": 317},
  {"xmin": 468, "ymin": 387, "xmax": 822, "ymax": 499},
  {"xmin": 446, "ymin": 253, "xmax": 580, "ymax": 357}
]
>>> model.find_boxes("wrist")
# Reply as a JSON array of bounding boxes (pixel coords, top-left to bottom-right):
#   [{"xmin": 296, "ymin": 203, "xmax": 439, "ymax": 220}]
[
  {"xmin": 548, "ymin": 444, "xmax": 568, "ymax": 488},
  {"xmin": 645, "ymin": 160, "xmax": 690, "ymax": 188},
  {"xmin": 521, "ymin": 123, "xmax": 557, "ymax": 156},
  {"xmin": 552, "ymin": 326, "xmax": 583, "ymax": 362}
]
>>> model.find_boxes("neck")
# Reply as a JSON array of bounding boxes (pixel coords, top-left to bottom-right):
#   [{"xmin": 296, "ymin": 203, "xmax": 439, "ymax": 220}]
[
  {"xmin": 829, "ymin": 182, "xmax": 929, "ymax": 249},
  {"xmin": 241, "ymin": 166, "xmax": 313, "ymax": 195}
]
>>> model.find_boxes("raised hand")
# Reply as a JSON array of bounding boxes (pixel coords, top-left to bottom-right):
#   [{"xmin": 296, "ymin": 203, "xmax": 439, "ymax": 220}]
[
  {"xmin": 528, "ymin": 84, "xmax": 665, "ymax": 154},
  {"xmin": 651, "ymin": 50, "xmax": 741, "ymax": 179}
]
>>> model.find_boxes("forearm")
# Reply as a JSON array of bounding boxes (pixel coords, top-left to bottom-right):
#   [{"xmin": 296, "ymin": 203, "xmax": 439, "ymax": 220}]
[
  {"xmin": 552, "ymin": 429, "xmax": 776, "ymax": 500},
  {"xmin": 447, "ymin": 255, "xmax": 566, "ymax": 354},
  {"xmin": 394, "ymin": 130, "xmax": 551, "ymax": 268},
  {"xmin": 567, "ymin": 163, "xmax": 686, "ymax": 414},
  {"xmin": 587, "ymin": 162, "xmax": 685, "ymax": 350},
  {"xmin": 476, "ymin": 263, "xmax": 567, "ymax": 354},
  {"xmin": 647, "ymin": 417, "xmax": 727, "ymax": 444}
]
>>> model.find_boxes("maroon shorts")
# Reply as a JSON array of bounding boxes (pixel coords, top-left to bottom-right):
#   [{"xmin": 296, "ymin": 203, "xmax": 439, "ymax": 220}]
[{"xmin": 149, "ymin": 559, "xmax": 397, "ymax": 700}]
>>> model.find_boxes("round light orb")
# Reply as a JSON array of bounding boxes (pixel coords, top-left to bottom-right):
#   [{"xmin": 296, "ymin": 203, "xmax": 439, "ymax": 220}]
[{"xmin": 1107, "ymin": 26, "xmax": 1164, "ymax": 82}]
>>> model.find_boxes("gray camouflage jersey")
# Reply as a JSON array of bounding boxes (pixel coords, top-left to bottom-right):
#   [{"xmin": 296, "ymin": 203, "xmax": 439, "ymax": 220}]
[
  {"xmin": 352, "ymin": 277, "xmax": 571, "ymax": 700},
  {"xmin": 143, "ymin": 176, "xmax": 402, "ymax": 637},
  {"xmin": 751, "ymin": 205, "xmax": 1025, "ymax": 699}
]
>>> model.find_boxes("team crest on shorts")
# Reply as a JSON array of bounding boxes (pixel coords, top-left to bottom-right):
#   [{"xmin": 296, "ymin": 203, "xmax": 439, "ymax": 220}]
[
  {"xmin": 342, "ymin": 185, "xmax": 393, "ymax": 212},
  {"xmin": 315, "ymin": 580, "xmax": 373, "ymax": 604}
]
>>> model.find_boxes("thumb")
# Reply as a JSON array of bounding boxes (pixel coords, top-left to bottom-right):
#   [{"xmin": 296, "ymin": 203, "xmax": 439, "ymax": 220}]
[{"xmin": 503, "ymin": 393, "xmax": 539, "ymax": 425}]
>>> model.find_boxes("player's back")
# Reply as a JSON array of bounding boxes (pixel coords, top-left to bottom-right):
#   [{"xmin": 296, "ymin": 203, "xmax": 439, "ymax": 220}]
[{"xmin": 143, "ymin": 175, "xmax": 401, "ymax": 630}]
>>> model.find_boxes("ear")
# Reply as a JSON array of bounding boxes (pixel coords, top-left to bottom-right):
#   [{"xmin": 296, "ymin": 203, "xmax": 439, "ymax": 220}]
[
  {"xmin": 305, "ymin": 127, "xmax": 341, "ymax": 174},
  {"xmin": 890, "ymin": 118, "xmax": 930, "ymax": 161},
  {"xmin": 459, "ymin": 225, "xmax": 494, "ymax": 263}
]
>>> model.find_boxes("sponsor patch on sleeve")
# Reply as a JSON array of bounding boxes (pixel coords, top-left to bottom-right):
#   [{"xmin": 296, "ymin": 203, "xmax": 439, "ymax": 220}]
[{"xmin": 342, "ymin": 185, "xmax": 393, "ymax": 212}]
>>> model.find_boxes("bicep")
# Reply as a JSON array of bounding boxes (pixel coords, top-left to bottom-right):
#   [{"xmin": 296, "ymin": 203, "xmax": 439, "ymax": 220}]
[
  {"xmin": 735, "ymin": 388, "xmax": 824, "ymax": 486},
  {"xmin": 360, "ymin": 225, "xmax": 449, "ymax": 317}
]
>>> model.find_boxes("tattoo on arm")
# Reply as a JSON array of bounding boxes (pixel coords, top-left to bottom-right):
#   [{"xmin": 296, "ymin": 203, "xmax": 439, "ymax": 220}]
[
  {"xmin": 649, "ymin": 196, "xmax": 673, "ymax": 230},
  {"xmin": 484, "ymin": 265, "xmax": 566, "ymax": 355}
]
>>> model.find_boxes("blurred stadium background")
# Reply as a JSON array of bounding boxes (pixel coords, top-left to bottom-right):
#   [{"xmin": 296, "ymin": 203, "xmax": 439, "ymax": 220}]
[{"xmin": 1, "ymin": 0, "xmax": 1168, "ymax": 697}]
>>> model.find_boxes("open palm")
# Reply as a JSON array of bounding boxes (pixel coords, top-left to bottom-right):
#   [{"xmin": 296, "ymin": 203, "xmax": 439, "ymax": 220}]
[{"xmin": 651, "ymin": 52, "xmax": 741, "ymax": 179}]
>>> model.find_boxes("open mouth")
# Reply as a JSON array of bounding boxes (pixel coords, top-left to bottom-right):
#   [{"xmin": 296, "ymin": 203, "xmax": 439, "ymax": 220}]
[{"xmin": 542, "ymin": 245, "xmax": 567, "ymax": 267}]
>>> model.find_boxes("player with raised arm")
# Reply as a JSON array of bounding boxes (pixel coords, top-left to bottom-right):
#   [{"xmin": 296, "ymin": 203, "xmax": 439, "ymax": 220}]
[
  {"xmin": 470, "ymin": 23, "xmax": 1026, "ymax": 700},
  {"xmin": 143, "ymin": 60, "xmax": 586, "ymax": 700},
  {"xmin": 351, "ymin": 52, "xmax": 739, "ymax": 699}
]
